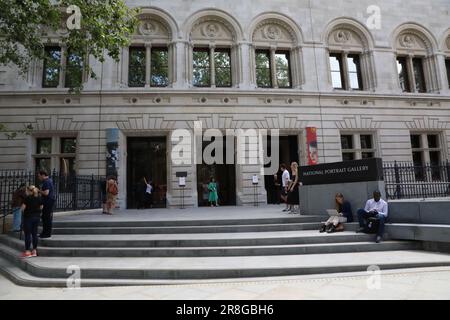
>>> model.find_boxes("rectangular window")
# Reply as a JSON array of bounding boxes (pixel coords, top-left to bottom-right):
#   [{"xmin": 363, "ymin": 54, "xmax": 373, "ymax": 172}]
[
  {"xmin": 329, "ymin": 53, "xmax": 344, "ymax": 89},
  {"xmin": 34, "ymin": 137, "xmax": 78, "ymax": 175},
  {"xmin": 446, "ymin": 59, "xmax": 450, "ymax": 89},
  {"xmin": 412, "ymin": 58, "xmax": 427, "ymax": 93},
  {"xmin": 347, "ymin": 55, "xmax": 363, "ymax": 90},
  {"xmin": 397, "ymin": 57, "xmax": 410, "ymax": 92},
  {"xmin": 193, "ymin": 48, "xmax": 210, "ymax": 87},
  {"xmin": 412, "ymin": 151, "xmax": 425, "ymax": 180},
  {"xmin": 410, "ymin": 133, "xmax": 442, "ymax": 181},
  {"xmin": 410, "ymin": 134, "xmax": 421, "ymax": 149},
  {"xmin": 360, "ymin": 134, "xmax": 373, "ymax": 149},
  {"xmin": 60, "ymin": 138, "xmax": 76, "ymax": 176},
  {"xmin": 275, "ymin": 51, "xmax": 291, "ymax": 88},
  {"xmin": 341, "ymin": 133, "xmax": 376, "ymax": 161},
  {"xmin": 255, "ymin": 50, "xmax": 272, "ymax": 88},
  {"xmin": 65, "ymin": 51, "xmax": 83, "ymax": 88},
  {"xmin": 340, "ymin": 135, "xmax": 353, "ymax": 150},
  {"xmin": 35, "ymin": 138, "xmax": 52, "ymax": 173},
  {"xmin": 128, "ymin": 47, "xmax": 146, "ymax": 87},
  {"xmin": 42, "ymin": 46, "xmax": 61, "ymax": 88},
  {"xmin": 151, "ymin": 47, "xmax": 169, "ymax": 87},
  {"xmin": 215, "ymin": 49, "xmax": 232, "ymax": 87}
]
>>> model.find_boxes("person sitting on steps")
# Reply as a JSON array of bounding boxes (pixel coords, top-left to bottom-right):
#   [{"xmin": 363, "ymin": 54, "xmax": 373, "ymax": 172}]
[
  {"xmin": 356, "ymin": 190, "xmax": 388, "ymax": 243},
  {"xmin": 320, "ymin": 193, "xmax": 353, "ymax": 233}
]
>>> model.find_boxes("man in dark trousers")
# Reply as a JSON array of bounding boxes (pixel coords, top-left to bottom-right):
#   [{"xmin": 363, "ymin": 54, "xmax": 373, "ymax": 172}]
[{"xmin": 37, "ymin": 170, "xmax": 55, "ymax": 238}]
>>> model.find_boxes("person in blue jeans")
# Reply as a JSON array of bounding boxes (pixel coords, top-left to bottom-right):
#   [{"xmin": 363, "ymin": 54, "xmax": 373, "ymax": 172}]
[
  {"xmin": 10, "ymin": 184, "xmax": 26, "ymax": 232},
  {"xmin": 37, "ymin": 170, "xmax": 55, "ymax": 239},
  {"xmin": 20, "ymin": 186, "xmax": 43, "ymax": 258},
  {"xmin": 356, "ymin": 191, "xmax": 388, "ymax": 243}
]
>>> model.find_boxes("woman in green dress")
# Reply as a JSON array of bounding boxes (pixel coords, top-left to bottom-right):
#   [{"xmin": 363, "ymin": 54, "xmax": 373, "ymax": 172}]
[{"xmin": 208, "ymin": 177, "xmax": 219, "ymax": 207}]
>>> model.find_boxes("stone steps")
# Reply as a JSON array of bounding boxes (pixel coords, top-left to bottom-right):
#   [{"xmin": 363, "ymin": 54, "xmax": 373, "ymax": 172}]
[
  {"xmin": 51, "ymin": 222, "xmax": 327, "ymax": 235},
  {"xmin": 0, "ymin": 234, "xmax": 419, "ymax": 257},
  {"xmin": 7, "ymin": 229, "xmax": 370, "ymax": 248},
  {"xmin": 1, "ymin": 211, "xmax": 448, "ymax": 287},
  {"xmin": 1, "ymin": 243, "xmax": 450, "ymax": 284},
  {"xmin": 51, "ymin": 215, "xmax": 324, "ymax": 228}
]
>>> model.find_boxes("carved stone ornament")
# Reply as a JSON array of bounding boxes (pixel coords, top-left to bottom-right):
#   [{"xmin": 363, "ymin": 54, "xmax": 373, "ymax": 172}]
[
  {"xmin": 203, "ymin": 23, "xmax": 220, "ymax": 38},
  {"xmin": 264, "ymin": 25, "xmax": 281, "ymax": 40},
  {"xmin": 334, "ymin": 30, "xmax": 352, "ymax": 44},
  {"xmin": 446, "ymin": 36, "xmax": 450, "ymax": 50},
  {"xmin": 139, "ymin": 20, "xmax": 156, "ymax": 36},
  {"xmin": 399, "ymin": 34, "xmax": 416, "ymax": 48}
]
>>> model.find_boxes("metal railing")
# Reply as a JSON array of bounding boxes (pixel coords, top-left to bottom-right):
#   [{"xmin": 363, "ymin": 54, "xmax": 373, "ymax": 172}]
[
  {"xmin": 383, "ymin": 161, "xmax": 450, "ymax": 200},
  {"xmin": 0, "ymin": 170, "xmax": 103, "ymax": 220}
]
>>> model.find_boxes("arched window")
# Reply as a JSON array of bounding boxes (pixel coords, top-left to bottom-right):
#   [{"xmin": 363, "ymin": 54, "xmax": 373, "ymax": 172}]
[
  {"xmin": 442, "ymin": 32, "xmax": 450, "ymax": 89},
  {"xmin": 249, "ymin": 14, "xmax": 304, "ymax": 89},
  {"xmin": 186, "ymin": 11, "xmax": 243, "ymax": 88},
  {"xmin": 124, "ymin": 9, "xmax": 177, "ymax": 88},
  {"xmin": 393, "ymin": 24, "xmax": 439, "ymax": 93},
  {"xmin": 325, "ymin": 20, "xmax": 376, "ymax": 91}
]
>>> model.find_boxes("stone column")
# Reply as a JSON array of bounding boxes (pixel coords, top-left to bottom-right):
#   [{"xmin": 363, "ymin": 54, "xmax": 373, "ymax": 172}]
[
  {"xmin": 168, "ymin": 41, "xmax": 177, "ymax": 86},
  {"xmin": 210, "ymin": 44, "xmax": 216, "ymax": 88},
  {"xmin": 342, "ymin": 51, "xmax": 350, "ymax": 90},
  {"xmin": 406, "ymin": 55, "xmax": 416, "ymax": 92},
  {"xmin": 270, "ymin": 46, "xmax": 277, "ymax": 88},
  {"xmin": 145, "ymin": 43, "xmax": 152, "ymax": 88},
  {"xmin": 58, "ymin": 45, "xmax": 67, "ymax": 88}
]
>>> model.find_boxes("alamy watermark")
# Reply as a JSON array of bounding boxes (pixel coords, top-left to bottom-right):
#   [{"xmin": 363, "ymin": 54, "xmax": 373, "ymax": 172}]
[
  {"xmin": 366, "ymin": 265, "xmax": 382, "ymax": 290},
  {"xmin": 171, "ymin": 122, "xmax": 281, "ymax": 175},
  {"xmin": 66, "ymin": 5, "xmax": 82, "ymax": 30},
  {"xmin": 66, "ymin": 265, "xmax": 81, "ymax": 289}
]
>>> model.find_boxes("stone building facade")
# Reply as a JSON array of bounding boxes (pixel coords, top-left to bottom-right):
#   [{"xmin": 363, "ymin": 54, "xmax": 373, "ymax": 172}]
[{"xmin": 0, "ymin": 0, "xmax": 450, "ymax": 208}]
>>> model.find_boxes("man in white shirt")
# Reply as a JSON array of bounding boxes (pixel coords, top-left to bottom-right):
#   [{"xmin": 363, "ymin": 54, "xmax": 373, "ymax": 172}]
[
  {"xmin": 280, "ymin": 164, "xmax": 290, "ymax": 212},
  {"xmin": 356, "ymin": 191, "xmax": 388, "ymax": 243}
]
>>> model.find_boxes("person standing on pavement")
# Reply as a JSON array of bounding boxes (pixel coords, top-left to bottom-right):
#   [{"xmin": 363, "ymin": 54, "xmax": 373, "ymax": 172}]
[
  {"xmin": 280, "ymin": 164, "xmax": 290, "ymax": 212},
  {"xmin": 10, "ymin": 183, "xmax": 26, "ymax": 232},
  {"xmin": 105, "ymin": 176, "xmax": 119, "ymax": 215},
  {"xmin": 37, "ymin": 170, "xmax": 55, "ymax": 239},
  {"xmin": 20, "ymin": 185, "xmax": 43, "ymax": 258}
]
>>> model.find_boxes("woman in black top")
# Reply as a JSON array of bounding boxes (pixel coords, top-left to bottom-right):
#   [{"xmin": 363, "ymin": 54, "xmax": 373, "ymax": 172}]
[{"xmin": 20, "ymin": 186, "xmax": 43, "ymax": 258}]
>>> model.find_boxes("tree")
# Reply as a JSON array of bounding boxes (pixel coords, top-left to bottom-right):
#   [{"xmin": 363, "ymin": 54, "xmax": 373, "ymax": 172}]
[
  {"xmin": 0, "ymin": 0, "xmax": 140, "ymax": 92},
  {"xmin": 0, "ymin": 0, "xmax": 140, "ymax": 138}
]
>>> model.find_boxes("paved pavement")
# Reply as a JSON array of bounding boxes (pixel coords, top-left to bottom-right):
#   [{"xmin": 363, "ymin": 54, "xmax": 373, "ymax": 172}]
[{"xmin": 1, "ymin": 267, "xmax": 450, "ymax": 300}]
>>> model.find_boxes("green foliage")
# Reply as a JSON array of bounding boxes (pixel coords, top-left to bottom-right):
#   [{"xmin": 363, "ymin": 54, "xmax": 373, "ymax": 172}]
[
  {"xmin": 0, "ymin": 0, "xmax": 140, "ymax": 93},
  {"xmin": 0, "ymin": 123, "xmax": 34, "ymax": 139}
]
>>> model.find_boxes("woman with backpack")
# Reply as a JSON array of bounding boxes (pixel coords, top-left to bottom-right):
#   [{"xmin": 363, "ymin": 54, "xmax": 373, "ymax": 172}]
[
  {"xmin": 105, "ymin": 176, "xmax": 118, "ymax": 215},
  {"xmin": 20, "ymin": 185, "xmax": 43, "ymax": 258}
]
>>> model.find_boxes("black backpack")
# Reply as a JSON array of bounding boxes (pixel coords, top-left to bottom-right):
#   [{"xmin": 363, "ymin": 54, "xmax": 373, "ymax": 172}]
[{"xmin": 365, "ymin": 217, "xmax": 380, "ymax": 234}]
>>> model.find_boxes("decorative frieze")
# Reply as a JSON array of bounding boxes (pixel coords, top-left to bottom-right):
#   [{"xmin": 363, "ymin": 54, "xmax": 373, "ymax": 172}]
[{"xmin": 335, "ymin": 116, "xmax": 382, "ymax": 130}]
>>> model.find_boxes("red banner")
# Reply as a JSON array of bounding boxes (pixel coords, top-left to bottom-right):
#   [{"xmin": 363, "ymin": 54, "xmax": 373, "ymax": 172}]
[{"xmin": 306, "ymin": 127, "xmax": 318, "ymax": 165}]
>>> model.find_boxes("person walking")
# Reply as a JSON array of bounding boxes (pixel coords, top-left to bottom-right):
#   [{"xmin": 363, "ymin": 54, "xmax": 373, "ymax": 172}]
[
  {"xmin": 105, "ymin": 176, "xmax": 118, "ymax": 215},
  {"xmin": 286, "ymin": 162, "xmax": 300, "ymax": 214},
  {"xmin": 20, "ymin": 185, "xmax": 43, "ymax": 258},
  {"xmin": 10, "ymin": 184, "xmax": 26, "ymax": 232},
  {"xmin": 208, "ymin": 177, "xmax": 219, "ymax": 207},
  {"xmin": 37, "ymin": 170, "xmax": 55, "ymax": 239}
]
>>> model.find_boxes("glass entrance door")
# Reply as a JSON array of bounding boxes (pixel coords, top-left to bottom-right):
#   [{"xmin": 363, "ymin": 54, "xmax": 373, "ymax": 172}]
[{"xmin": 127, "ymin": 137, "xmax": 167, "ymax": 208}]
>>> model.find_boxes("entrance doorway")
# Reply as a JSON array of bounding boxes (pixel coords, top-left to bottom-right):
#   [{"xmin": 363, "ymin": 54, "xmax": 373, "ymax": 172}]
[
  {"xmin": 127, "ymin": 137, "xmax": 167, "ymax": 208},
  {"xmin": 264, "ymin": 135, "xmax": 300, "ymax": 204},
  {"xmin": 197, "ymin": 137, "xmax": 236, "ymax": 207}
]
